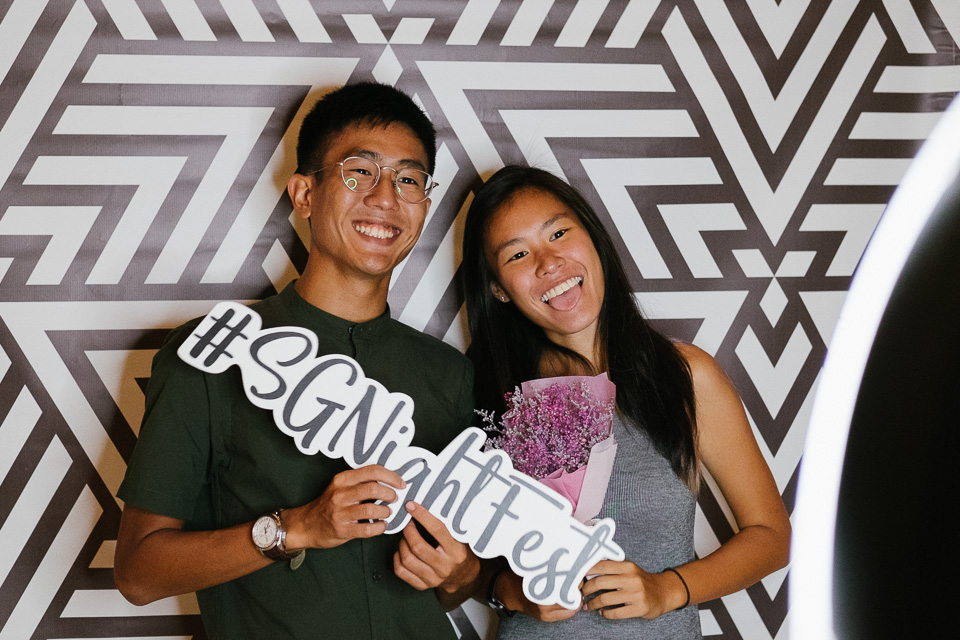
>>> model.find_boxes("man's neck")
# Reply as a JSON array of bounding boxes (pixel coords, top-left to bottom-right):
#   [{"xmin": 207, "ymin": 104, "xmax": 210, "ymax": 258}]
[{"xmin": 295, "ymin": 260, "xmax": 391, "ymax": 323}]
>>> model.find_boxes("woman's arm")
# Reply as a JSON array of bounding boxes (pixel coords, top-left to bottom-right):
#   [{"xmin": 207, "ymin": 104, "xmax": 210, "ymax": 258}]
[
  {"xmin": 673, "ymin": 343, "xmax": 791, "ymax": 602},
  {"xmin": 583, "ymin": 343, "xmax": 790, "ymax": 618}
]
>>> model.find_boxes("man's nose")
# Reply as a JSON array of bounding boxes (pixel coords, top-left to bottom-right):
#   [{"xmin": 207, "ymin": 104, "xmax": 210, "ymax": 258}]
[{"xmin": 365, "ymin": 168, "xmax": 401, "ymax": 205}]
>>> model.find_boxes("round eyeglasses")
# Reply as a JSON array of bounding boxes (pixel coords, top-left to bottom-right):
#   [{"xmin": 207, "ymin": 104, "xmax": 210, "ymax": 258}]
[{"xmin": 308, "ymin": 156, "xmax": 437, "ymax": 204}]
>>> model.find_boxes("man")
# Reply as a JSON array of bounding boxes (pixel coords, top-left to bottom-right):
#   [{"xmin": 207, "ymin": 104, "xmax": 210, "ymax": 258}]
[{"xmin": 114, "ymin": 83, "xmax": 481, "ymax": 639}]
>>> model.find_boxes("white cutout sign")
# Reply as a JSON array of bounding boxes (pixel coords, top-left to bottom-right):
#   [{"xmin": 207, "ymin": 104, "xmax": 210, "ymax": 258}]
[{"xmin": 177, "ymin": 302, "xmax": 624, "ymax": 608}]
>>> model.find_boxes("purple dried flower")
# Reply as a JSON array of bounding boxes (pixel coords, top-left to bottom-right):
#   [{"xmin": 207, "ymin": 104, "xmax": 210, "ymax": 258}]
[{"xmin": 480, "ymin": 380, "xmax": 615, "ymax": 479}]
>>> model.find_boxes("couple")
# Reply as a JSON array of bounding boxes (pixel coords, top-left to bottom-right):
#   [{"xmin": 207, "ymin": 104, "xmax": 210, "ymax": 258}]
[{"xmin": 114, "ymin": 83, "xmax": 789, "ymax": 639}]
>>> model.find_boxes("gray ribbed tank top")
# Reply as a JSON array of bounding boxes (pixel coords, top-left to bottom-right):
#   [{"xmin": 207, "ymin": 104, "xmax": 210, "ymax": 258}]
[{"xmin": 496, "ymin": 412, "xmax": 702, "ymax": 639}]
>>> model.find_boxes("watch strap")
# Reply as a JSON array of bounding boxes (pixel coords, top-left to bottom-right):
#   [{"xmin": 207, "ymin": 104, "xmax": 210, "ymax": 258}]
[
  {"xmin": 257, "ymin": 510, "xmax": 303, "ymax": 561},
  {"xmin": 486, "ymin": 567, "xmax": 515, "ymax": 617}
]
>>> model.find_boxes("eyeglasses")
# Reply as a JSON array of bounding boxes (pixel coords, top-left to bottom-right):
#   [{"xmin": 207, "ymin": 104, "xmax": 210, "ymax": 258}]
[{"xmin": 308, "ymin": 156, "xmax": 437, "ymax": 204}]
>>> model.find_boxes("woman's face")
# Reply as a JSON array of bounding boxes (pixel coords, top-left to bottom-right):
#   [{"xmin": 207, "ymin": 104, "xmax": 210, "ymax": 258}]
[{"xmin": 483, "ymin": 187, "xmax": 605, "ymax": 358}]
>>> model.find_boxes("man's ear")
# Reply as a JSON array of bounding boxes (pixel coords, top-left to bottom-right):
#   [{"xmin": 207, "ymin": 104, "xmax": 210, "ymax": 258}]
[
  {"xmin": 489, "ymin": 282, "xmax": 510, "ymax": 303},
  {"xmin": 287, "ymin": 174, "xmax": 312, "ymax": 220}
]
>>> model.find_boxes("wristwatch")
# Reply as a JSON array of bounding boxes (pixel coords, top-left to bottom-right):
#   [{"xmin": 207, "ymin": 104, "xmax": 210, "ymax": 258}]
[
  {"xmin": 251, "ymin": 510, "xmax": 301, "ymax": 561},
  {"xmin": 486, "ymin": 567, "xmax": 515, "ymax": 617}
]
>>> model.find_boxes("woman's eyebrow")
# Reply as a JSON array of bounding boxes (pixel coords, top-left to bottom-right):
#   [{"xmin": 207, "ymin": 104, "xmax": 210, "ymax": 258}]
[
  {"xmin": 491, "ymin": 214, "xmax": 569, "ymax": 257},
  {"xmin": 491, "ymin": 236, "xmax": 522, "ymax": 258}
]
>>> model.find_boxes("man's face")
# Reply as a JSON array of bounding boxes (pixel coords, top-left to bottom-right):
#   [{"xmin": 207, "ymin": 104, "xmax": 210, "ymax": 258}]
[{"xmin": 297, "ymin": 122, "xmax": 432, "ymax": 283}]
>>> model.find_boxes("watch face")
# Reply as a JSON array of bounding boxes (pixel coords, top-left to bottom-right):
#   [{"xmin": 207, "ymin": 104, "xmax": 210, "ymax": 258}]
[{"xmin": 252, "ymin": 515, "xmax": 278, "ymax": 549}]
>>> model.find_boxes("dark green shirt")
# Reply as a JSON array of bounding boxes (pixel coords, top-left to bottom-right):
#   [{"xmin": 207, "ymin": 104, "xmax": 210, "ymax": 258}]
[{"xmin": 118, "ymin": 283, "xmax": 475, "ymax": 639}]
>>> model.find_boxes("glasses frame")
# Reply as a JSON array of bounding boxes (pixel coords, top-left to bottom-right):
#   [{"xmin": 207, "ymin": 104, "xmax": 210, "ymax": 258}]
[{"xmin": 307, "ymin": 156, "xmax": 437, "ymax": 204}]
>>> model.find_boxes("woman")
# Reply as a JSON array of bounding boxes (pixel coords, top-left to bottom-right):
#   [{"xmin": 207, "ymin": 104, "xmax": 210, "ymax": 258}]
[{"xmin": 461, "ymin": 166, "xmax": 790, "ymax": 638}]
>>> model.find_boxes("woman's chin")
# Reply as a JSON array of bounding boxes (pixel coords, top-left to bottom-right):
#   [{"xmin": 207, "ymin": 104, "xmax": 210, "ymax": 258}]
[{"xmin": 543, "ymin": 285, "xmax": 582, "ymax": 311}]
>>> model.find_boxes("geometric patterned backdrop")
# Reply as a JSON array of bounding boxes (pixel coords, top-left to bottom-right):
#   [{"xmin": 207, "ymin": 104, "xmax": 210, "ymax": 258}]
[{"xmin": 1, "ymin": 1, "xmax": 957, "ymax": 638}]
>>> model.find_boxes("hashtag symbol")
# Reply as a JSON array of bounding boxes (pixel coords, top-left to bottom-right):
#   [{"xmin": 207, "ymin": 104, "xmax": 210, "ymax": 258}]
[{"xmin": 188, "ymin": 307, "xmax": 253, "ymax": 367}]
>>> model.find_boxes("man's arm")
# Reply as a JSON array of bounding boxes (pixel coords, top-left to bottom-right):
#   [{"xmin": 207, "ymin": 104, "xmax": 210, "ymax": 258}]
[
  {"xmin": 114, "ymin": 507, "xmax": 270, "ymax": 606},
  {"xmin": 390, "ymin": 358, "xmax": 487, "ymax": 609},
  {"xmin": 115, "ymin": 465, "xmax": 406, "ymax": 605}
]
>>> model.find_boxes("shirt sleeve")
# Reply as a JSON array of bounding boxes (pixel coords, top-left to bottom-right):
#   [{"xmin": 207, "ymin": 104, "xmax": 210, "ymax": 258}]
[
  {"xmin": 117, "ymin": 325, "xmax": 213, "ymax": 521},
  {"xmin": 455, "ymin": 358, "xmax": 476, "ymax": 433}
]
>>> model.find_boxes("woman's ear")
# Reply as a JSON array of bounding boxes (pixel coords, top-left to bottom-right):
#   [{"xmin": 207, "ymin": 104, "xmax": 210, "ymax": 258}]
[{"xmin": 489, "ymin": 282, "xmax": 511, "ymax": 303}]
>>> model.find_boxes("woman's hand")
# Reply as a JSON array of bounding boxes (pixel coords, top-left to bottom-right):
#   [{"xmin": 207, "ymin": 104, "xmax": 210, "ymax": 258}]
[{"xmin": 580, "ymin": 560, "xmax": 688, "ymax": 620}]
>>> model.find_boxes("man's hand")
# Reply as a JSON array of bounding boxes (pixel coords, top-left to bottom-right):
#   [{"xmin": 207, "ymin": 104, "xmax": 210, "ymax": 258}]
[
  {"xmin": 491, "ymin": 569, "xmax": 579, "ymax": 622},
  {"xmin": 392, "ymin": 501, "xmax": 481, "ymax": 603},
  {"xmin": 284, "ymin": 465, "xmax": 406, "ymax": 550}
]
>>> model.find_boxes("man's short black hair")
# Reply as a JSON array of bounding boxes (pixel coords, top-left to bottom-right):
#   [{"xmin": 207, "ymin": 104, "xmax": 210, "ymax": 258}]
[{"xmin": 296, "ymin": 82, "xmax": 437, "ymax": 176}]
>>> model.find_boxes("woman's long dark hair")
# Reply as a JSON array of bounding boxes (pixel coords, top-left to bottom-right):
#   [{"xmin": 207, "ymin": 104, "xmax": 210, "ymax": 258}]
[{"xmin": 461, "ymin": 166, "xmax": 699, "ymax": 486}]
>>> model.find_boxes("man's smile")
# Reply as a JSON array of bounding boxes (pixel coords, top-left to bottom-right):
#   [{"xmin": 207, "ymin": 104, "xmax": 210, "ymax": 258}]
[{"xmin": 353, "ymin": 222, "xmax": 399, "ymax": 240}]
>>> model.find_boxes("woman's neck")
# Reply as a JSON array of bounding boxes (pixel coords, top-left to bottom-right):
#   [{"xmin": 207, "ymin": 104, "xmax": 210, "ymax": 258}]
[{"xmin": 539, "ymin": 348, "xmax": 602, "ymax": 378}]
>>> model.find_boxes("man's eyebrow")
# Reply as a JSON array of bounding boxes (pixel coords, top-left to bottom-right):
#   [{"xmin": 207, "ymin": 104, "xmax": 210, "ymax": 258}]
[
  {"xmin": 491, "ymin": 214, "xmax": 569, "ymax": 257},
  {"xmin": 353, "ymin": 149, "xmax": 427, "ymax": 171}
]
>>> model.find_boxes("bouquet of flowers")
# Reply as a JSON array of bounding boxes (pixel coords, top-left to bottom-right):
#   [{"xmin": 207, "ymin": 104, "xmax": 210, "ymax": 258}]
[{"xmin": 480, "ymin": 373, "xmax": 618, "ymax": 523}]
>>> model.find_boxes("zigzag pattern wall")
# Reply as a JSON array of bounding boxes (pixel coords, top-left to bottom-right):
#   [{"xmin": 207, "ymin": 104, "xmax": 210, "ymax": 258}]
[{"xmin": 1, "ymin": 1, "xmax": 957, "ymax": 639}]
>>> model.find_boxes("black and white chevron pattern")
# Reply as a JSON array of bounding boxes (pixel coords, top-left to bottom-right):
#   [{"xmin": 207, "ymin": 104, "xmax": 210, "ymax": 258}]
[{"xmin": 1, "ymin": 1, "xmax": 958, "ymax": 638}]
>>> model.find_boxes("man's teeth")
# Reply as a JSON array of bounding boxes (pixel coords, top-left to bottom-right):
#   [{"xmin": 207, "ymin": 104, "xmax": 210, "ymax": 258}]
[
  {"xmin": 541, "ymin": 277, "xmax": 583, "ymax": 303},
  {"xmin": 354, "ymin": 224, "xmax": 396, "ymax": 239}
]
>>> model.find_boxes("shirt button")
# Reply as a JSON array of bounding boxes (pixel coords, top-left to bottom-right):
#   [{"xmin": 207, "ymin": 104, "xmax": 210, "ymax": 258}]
[{"xmin": 372, "ymin": 571, "xmax": 382, "ymax": 582}]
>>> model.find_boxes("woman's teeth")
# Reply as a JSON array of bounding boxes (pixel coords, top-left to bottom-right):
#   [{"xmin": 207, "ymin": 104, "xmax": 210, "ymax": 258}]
[
  {"xmin": 541, "ymin": 277, "xmax": 583, "ymax": 303},
  {"xmin": 354, "ymin": 224, "xmax": 396, "ymax": 239}
]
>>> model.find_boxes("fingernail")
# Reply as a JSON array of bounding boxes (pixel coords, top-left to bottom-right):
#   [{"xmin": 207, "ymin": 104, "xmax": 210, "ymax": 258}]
[{"xmin": 405, "ymin": 501, "xmax": 416, "ymax": 512}]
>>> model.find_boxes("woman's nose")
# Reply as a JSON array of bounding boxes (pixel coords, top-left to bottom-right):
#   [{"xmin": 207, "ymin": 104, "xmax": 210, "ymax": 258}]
[{"xmin": 536, "ymin": 251, "xmax": 564, "ymax": 277}]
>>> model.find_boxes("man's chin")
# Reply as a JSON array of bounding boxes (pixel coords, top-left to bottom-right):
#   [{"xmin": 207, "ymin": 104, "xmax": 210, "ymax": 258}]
[
  {"xmin": 356, "ymin": 245, "xmax": 415, "ymax": 274},
  {"xmin": 353, "ymin": 256, "xmax": 406, "ymax": 280}
]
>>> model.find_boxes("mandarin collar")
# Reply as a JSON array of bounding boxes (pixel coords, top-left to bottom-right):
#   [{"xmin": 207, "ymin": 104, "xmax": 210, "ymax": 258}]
[{"xmin": 279, "ymin": 280, "xmax": 391, "ymax": 339}]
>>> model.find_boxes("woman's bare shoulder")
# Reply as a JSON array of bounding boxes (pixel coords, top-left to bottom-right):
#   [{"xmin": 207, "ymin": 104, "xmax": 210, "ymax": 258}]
[{"xmin": 672, "ymin": 341, "xmax": 739, "ymax": 400}]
